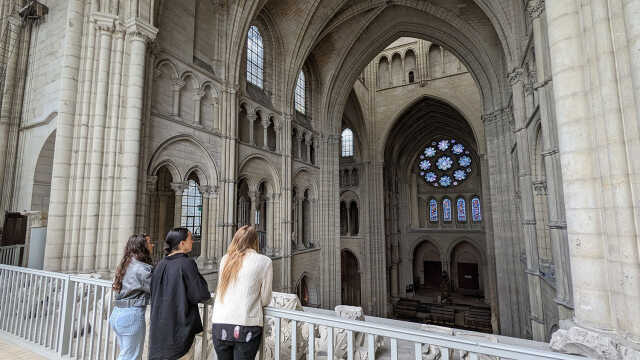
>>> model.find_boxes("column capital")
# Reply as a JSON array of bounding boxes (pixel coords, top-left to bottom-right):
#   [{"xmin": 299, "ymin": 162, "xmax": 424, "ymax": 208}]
[
  {"xmin": 170, "ymin": 182, "xmax": 188, "ymax": 194},
  {"xmin": 199, "ymin": 185, "xmax": 218, "ymax": 198},
  {"xmin": 273, "ymin": 117, "xmax": 282, "ymax": 132},
  {"xmin": 172, "ymin": 80, "xmax": 185, "ymax": 91},
  {"xmin": 146, "ymin": 175, "xmax": 158, "ymax": 189},
  {"xmin": 193, "ymin": 88, "xmax": 205, "ymax": 101},
  {"xmin": 247, "ymin": 114, "xmax": 258, "ymax": 122},
  {"xmin": 295, "ymin": 129, "xmax": 303, "ymax": 141},
  {"xmin": 261, "ymin": 117, "xmax": 271, "ymax": 128},
  {"xmin": 304, "ymin": 132, "xmax": 312, "ymax": 143},
  {"xmin": 91, "ymin": 12, "xmax": 117, "ymax": 32},
  {"xmin": 527, "ymin": 0, "xmax": 545, "ymax": 19},
  {"xmin": 508, "ymin": 68, "xmax": 525, "ymax": 85},
  {"xmin": 124, "ymin": 18, "xmax": 158, "ymax": 42},
  {"xmin": 7, "ymin": 15, "xmax": 23, "ymax": 28}
]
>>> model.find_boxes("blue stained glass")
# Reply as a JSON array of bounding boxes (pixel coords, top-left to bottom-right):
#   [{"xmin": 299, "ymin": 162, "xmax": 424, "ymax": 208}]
[
  {"xmin": 429, "ymin": 199, "xmax": 438, "ymax": 222},
  {"xmin": 459, "ymin": 156, "xmax": 472, "ymax": 167},
  {"xmin": 439, "ymin": 176, "xmax": 452, "ymax": 187},
  {"xmin": 425, "ymin": 172, "xmax": 437, "ymax": 182},
  {"xmin": 454, "ymin": 169, "xmax": 466, "ymax": 181},
  {"xmin": 438, "ymin": 140, "xmax": 450, "ymax": 151},
  {"xmin": 472, "ymin": 197, "xmax": 482, "ymax": 222},
  {"xmin": 457, "ymin": 198, "xmax": 467, "ymax": 222},
  {"xmin": 437, "ymin": 156, "xmax": 453, "ymax": 170},
  {"xmin": 452, "ymin": 143, "xmax": 464, "ymax": 154},
  {"xmin": 424, "ymin": 147, "xmax": 436, "ymax": 157},
  {"xmin": 419, "ymin": 160, "xmax": 431, "ymax": 170},
  {"xmin": 443, "ymin": 198, "xmax": 452, "ymax": 221}
]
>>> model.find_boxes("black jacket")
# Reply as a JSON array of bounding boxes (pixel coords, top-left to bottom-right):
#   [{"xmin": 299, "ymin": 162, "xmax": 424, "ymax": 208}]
[{"xmin": 149, "ymin": 253, "xmax": 211, "ymax": 359}]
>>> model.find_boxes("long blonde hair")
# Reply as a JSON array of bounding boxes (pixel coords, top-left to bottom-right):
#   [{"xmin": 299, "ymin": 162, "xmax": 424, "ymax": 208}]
[{"xmin": 216, "ymin": 225, "xmax": 259, "ymax": 302}]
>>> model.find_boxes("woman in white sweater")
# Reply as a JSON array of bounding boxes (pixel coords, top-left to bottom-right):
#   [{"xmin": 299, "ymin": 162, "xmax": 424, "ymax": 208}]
[{"xmin": 211, "ymin": 225, "xmax": 273, "ymax": 360}]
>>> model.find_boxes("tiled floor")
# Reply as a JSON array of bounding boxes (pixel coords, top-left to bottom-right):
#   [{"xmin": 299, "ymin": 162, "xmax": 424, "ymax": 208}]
[{"xmin": 0, "ymin": 338, "xmax": 47, "ymax": 360}]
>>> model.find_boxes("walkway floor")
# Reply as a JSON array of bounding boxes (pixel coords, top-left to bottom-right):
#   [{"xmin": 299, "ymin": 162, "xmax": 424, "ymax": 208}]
[{"xmin": 0, "ymin": 337, "xmax": 48, "ymax": 360}]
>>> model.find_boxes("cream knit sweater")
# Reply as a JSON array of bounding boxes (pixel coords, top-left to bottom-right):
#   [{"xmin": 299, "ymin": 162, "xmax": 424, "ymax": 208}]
[{"xmin": 211, "ymin": 250, "xmax": 273, "ymax": 327}]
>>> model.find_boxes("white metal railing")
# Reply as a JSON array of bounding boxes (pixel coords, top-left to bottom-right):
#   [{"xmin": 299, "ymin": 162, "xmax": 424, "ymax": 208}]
[
  {"xmin": 0, "ymin": 244, "xmax": 24, "ymax": 266},
  {"xmin": 0, "ymin": 264, "xmax": 586, "ymax": 360}
]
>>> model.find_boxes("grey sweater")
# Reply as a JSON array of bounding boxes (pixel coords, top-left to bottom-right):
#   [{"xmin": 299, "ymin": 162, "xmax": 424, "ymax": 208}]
[{"xmin": 114, "ymin": 258, "xmax": 153, "ymax": 308}]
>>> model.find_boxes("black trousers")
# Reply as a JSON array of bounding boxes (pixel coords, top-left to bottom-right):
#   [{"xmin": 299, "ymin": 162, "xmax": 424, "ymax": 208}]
[{"xmin": 212, "ymin": 335, "xmax": 261, "ymax": 360}]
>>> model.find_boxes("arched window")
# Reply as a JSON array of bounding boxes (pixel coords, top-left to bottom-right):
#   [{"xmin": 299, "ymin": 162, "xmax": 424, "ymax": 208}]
[
  {"xmin": 456, "ymin": 197, "xmax": 467, "ymax": 222},
  {"xmin": 341, "ymin": 128, "xmax": 354, "ymax": 157},
  {"xmin": 429, "ymin": 199, "xmax": 438, "ymax": 223},
  {"xmin": 349, "ymin": 201, "xmax": 359, "ymax": 235},
  {"xmin": 442, "ymin": 198, "xmax": 452, "ymax": 222},
  {"xmin": 408, "ymin": 71, "xmax": 415, "ymax": 83},
  {"xmin": 472, "ymin": 196, "xmax": 482, "ymax": 222},
  {"xmin": 340, "ymin": 201, "xmax": 348, "ymax": 235},
  {"xmin": 295, "ymin": 70, "xmax": 306, "ymax": 114},
  {"xmin": 246, "ymin": 25, "xmax": 264, "ymax": 88},
  {"xmin": 181, "ymin": 179, "xmax": 202, "ymax": 256}
]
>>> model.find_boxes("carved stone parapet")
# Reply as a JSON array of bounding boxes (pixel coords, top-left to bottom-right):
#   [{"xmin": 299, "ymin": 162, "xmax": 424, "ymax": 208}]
[
  {"xmin": 263, "ymin": 293, "xmax": 308, "ymax": 360},
  {"xmin": 550, "ymin": 325, "xmax": 640, "ymax": 359}
]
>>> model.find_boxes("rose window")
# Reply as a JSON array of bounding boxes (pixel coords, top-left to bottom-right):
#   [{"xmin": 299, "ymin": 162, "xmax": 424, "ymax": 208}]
[{"xmin": 418, "ymin": 139, "xmax": 472, "ymax": 188}]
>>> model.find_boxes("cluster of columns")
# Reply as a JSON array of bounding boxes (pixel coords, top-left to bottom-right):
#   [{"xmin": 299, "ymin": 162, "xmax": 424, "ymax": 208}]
[
  {"xmin": 44, "ymin": 1, "xmax": 158, "ymax": 273},
  {"xmin": 292, "ymin": 126, "xmax": 315, "ymax": 164},
  {"xmin": 544, "ymin": 0, "xmax": 640, "ymax": 355},
  {"xmin": 0, "ymin": 8, "xmax": 35, "ymax": 230},
  {"xmin": 243, "ymin": 106, "xmax": 280, "ymax": 151}
]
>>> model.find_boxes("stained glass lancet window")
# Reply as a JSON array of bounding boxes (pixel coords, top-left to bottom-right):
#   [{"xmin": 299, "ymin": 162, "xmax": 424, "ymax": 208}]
[
  {"xmin": 247, "ymin": 25, "xmax": 264, "ymax": 88},
  {"xmin": 295, "ymin": 71, "xmax": 306, "ymax": 114},
  {"xmin": 456, "ymin": 198, "xmax": 467, "ymax": 222},
  {"xmin": 418, "ymin": 138, "xmax": 472, "ymax": 188},
  {"xmin": 341, "ymin": 128, "xmax": 353, "ymax": 157},
  {"xmin": 472, "ymin": 196, "xmax": 482, "ymax": 222},
  {"xmin": 429, "ymin": 199, "xmax": 438, "ymax": 223},
  {"xmin": 181, "ymin": 179, "xmax": 202, "ymax": 240},
  {"xmin": 443, "ymin": 198, "xmax": 452, "ymax": 222}
]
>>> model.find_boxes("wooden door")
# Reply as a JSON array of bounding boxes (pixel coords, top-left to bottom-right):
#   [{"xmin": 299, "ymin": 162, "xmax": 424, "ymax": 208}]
[{"xmin": 423, "ymin": 261, "xmax": 442, "ymax": 288}]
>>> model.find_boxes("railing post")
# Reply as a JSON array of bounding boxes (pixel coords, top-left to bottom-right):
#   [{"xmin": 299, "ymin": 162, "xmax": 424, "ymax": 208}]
[{"xmin": 57, "ymin": 275, "xmax": 74, "ymax": 357}]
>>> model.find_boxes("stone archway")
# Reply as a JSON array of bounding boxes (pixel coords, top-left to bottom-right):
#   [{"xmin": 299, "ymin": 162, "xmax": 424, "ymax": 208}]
[
  {"xmin": 450, "ymin": 241, "xmax": 483, "ymax": 297},
  {"xmin": 413, "ymin": 240, "xmax": 442, "ymax": 289}
]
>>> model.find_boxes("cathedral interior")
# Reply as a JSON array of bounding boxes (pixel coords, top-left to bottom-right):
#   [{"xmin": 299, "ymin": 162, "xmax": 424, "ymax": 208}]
[{"xmin": 1, "ymin": 0, "xmax": 639, "ymax": 357}]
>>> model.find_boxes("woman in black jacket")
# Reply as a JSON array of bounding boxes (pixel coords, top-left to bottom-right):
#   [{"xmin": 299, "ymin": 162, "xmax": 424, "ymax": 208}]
[{"xmin": 149, "ymin": 228, "xmax": 211, "ymax": 360}]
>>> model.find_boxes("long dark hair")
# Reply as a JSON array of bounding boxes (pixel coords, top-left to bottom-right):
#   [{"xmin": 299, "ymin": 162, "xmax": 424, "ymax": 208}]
[
  {"xmin": 217, "ymin": 225, "xmax": 258, "ymax": 303},
  {"xmin": 165, "ymin": 227, "xmax": 190, "ymax": 255},
  {"xmin": 113, "ymin": 234, "xmax": 152, "ymax": 291}
]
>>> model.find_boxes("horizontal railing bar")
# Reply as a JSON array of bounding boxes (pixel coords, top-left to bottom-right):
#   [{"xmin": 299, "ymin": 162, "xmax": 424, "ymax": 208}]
[{"xmin": 264, "ymin": 308, "xmax": 583, "ymax": 360}]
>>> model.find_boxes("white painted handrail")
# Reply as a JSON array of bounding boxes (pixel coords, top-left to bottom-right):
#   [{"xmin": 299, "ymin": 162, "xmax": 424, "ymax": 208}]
[
  {"xmin": 0, "ymin": 264, "xmax": 585, "ymax": 360},
  {"xmin": 0, "ymin": 244, "xmax": 24, "ymax": 266}
]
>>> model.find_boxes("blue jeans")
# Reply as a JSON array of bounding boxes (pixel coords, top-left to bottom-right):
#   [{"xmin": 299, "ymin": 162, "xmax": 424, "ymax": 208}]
[{"xmin": 109, "ymin": 306, "xmax": 146, "ymax": 360}]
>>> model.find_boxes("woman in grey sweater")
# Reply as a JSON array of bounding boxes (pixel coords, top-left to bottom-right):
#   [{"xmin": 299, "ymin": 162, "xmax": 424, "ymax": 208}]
[{"xmin": 109, "ymin": 234, "xmax": 154, "ymax": 360}]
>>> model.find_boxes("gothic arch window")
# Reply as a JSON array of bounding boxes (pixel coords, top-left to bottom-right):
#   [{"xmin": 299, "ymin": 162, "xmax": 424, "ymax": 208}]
[
  {"xmin": 349, "ymin": 201, "xmax": 359, "ymax": 235},
  {"xmin": 295, "ymin": 70, "xmax": 306, "ymax": 114},
  {"xmin": 442, "ymin": 197, "xmax": 452, "ymax": 222},
  {"xmin": 418, "ymin": 138, "xmax": 472, "ymax": 188},
  {"xmin": 472, "ymin": 196, "xmax": 482, "ymax": 222},
  {"xmin": 429, "ymin": 198, "xmax": 438, "ymax": 223},
  {"xmin": 456, "ymin": 197, "xmax": 467, "ymax": 223},
  {"xmin": 341, "ymin": 128, "xmax": 354, "ymax": 157},
  {"xmin": 246, "ymin": 25, "xmax": 264, "ymax": 88},
  {"xmin": 340, "ymin": 201, "xmax": 348, "ymax": 235},
  {"xmin": 181, "ymin": 177, "xmax": 202, "ymax": 256}
]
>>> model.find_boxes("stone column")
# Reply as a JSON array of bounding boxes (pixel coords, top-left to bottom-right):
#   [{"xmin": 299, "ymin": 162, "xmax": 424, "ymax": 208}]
[
  {"xmin": 247, "ymin": 113, "xmax": 257, "ymax": 145},
  {"xmin": 0, "ymin": 16, "xmax": 23, "ymax": 228},
  {"xmin": 115, "ymin": 20, "xmax": 158, "ymax": 265},
  {"xmin": 527, "ymin": 0, "xmax": 573, "ymax": 318},
  {"xmin": 295, "ymin": 128, "xmax": 303, "ymax": 159},
  {"xmin": 546, "ymin": 1, "xmax": 640, "ymax": 356},
  {"xmin": 171, "ymin": 80, "xmax": 185, "ymax": 116},
  {"xmin": 270, "ymin": 193, "xmax": 280, "ymax": 252},
  {"xmin": 207, "ymin": 186, "xmax": 219, "ymax": 261},
  {"xmin": 261, "ymin": 117, "xmax": 270, "ymax": 150},
  {"xmin": 304, "ymin": 133, "xmax": 312, "ymax": 163},
  {"xmin": 193, "ymin": 88, "xmax": 204, "ymax": 126},
  {"xmin": 509, "ymin": 67, "xmax": 546, "ymax": 341},
  {"xmin": 171, "ymin": 182, "xmax": 188, "ymax": 227},
  {"xmin": 249, "ymin": 190, "xmax": 257, "ymax": 225},
  {"xmin": 199, "ymin": 185, "xmax": 215, "ymax": 268},
  {"xmin": 274, "ymin": 118, "xmax": 282, "ymax": 153},
  {"xmin": 297, "ymin": 196, "xmax": 304, "ymax": 248},
  {"xmin": 82, "ymin": 14, "xmax": 116, "ymax": 272},
  {"xmin": 146, "ymin": 176, "xmax": 159, "ymax": 258}
]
